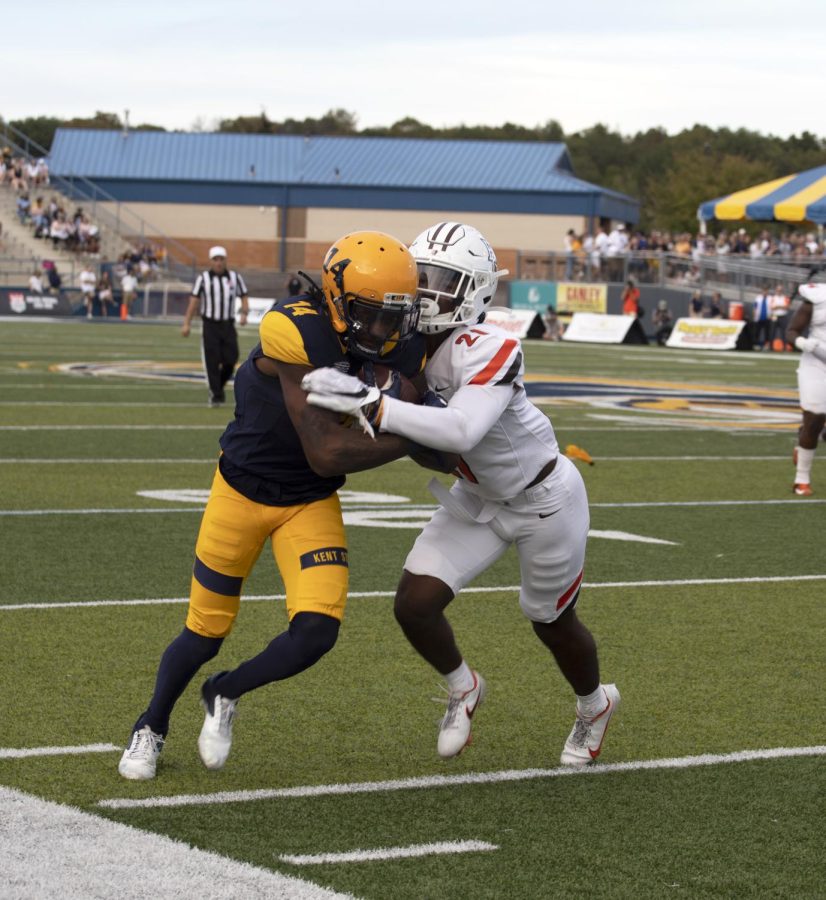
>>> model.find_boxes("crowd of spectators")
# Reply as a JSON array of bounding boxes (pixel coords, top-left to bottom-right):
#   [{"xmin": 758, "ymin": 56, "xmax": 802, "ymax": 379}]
[
  {"xmin": 1, "ymin": 148, "xmax": 49, "ymax": 190},
  {"xmin": 17, "ymin": 195, "xmax": 101, "ymax": 254},
  {"xmin": 559, "ymin": 225, "xmax": 825, "ymax": 284}
]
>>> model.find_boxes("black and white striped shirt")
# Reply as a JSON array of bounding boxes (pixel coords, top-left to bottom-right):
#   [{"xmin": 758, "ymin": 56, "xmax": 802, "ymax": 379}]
[{"xmin": 191, "ymin": 269, "xmax": 248, "ymax": 321}]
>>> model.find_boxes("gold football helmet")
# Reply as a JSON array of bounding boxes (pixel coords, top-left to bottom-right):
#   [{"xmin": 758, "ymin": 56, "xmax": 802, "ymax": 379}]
[{"xmin": 321, "ymin": 231, "xmax": 420, "ymax": 359}]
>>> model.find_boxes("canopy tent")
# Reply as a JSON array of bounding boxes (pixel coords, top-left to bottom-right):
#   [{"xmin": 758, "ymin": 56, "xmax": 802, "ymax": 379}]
[{"xmin": 698, "ymin": 164, "xmax": 826, "ymax": 225}]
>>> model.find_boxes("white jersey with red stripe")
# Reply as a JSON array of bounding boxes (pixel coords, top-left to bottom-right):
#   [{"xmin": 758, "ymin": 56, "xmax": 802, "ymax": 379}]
[
  {"xmin": 799, "ymin": 282, "xmax": 826, "ymax": 346},
  {"xmin": 380, "ymin": 322, "xmax": 558, "ymax": 501}
]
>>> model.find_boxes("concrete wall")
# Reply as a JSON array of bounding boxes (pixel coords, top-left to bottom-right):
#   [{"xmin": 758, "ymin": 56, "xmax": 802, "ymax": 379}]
[{"xmin": 101, "ymin": 200, "xmax": 585, "ymax": 272}]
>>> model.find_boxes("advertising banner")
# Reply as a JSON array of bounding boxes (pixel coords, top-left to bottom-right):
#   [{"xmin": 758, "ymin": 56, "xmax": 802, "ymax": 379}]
[
  {"xmin": 236, "ymin": 296, "xmax": 277, "ymax": 325},
  {"xmin": 562, "ymin": 313, "xmax": 645, "ymax": 345},
  {"xmin": 508, "ymin": 281, "xmax": 556, "ymax": 313},
  {"xmin": 666, "ymin": 318, "xmax": 749, "ymax": 351},
  {"xmin": 0, "ymin": 288, "xmax": 75, "ymax": 317},
  {"xmin": 484, "ymin": 307, "xmax": 544, "ymax": 339},
  {"xmin": 555, "ymin": 283, "xmax": 607, "ymax": 316}
]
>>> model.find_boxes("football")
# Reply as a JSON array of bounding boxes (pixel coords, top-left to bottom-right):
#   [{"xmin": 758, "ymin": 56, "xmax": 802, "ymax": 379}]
[{"xmin": 361, "ymin": 364, "xmax": 422, "ymax": 404}]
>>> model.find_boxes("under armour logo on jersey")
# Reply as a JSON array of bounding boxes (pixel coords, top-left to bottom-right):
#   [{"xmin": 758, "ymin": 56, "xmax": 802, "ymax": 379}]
[{"xmin": 426, "ymin": 222, "xmax": 465, "ymax": 250}]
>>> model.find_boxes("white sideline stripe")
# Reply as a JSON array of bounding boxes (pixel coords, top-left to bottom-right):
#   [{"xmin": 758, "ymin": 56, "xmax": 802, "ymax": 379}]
[
  {"xmin": 5, "ymin": 575, "xmax": 826, "ymax": 612},
  {"xmin": 0, "ymin": 425, "xmax": 219, "ymax": 431},
  {"xmin": 277, "ymin": 840, "xmax": 498, "ymax": 866},
  {"xmin": 590, "ymin": 499, "xmax": 826, "ymax": 508},
  {"xmin": 98, "ymin": 745, "xmax": 826, "ymax": 810},
  {"xmin": 0, "ymin": 742, "xmax": 119, "ymax": 759},
  {"xmin": 0, "ymin": 786, "xmax": 350, "ymax": 900},
  {"xmin": 0, "ymin": 458, "xmax": 217, "ymax": 464}
]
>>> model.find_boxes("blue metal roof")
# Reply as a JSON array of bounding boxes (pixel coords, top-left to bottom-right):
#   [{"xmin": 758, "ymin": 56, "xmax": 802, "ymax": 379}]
[{"xmin": 51, "ymin": 129, "xmax": 617, "ymax": 192}]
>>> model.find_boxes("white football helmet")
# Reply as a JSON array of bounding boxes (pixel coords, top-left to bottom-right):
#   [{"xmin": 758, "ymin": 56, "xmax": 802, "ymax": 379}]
[{"xmin": 409, "ymin": 222, "xmax": 508, "ymax": 334}]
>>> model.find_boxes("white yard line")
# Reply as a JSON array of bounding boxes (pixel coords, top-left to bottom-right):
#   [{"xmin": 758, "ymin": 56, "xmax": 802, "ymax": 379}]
[
  {"xmin": 97, "ymin": 745, "xmax": 826, "ymax": 810},
  {"xmin": 1, "ymin": 786, "xmax": 351, "ymax": 900},
  {"xmin": 0, "ymin": 455, "xmax": 805, "ymax": 464},
  {"xmin": 590, "ymin": 499, "xmax": 826, "ymax": 507},
  {"xmin": 4, "ymin": 574, "xmax": 825, "ymax": 613},
  {"xmin": 0, "ymin": 402, "xmax": 213, "ymax": 407},
  {"xmin": 592, "ymin": 456, "xmax": 799, "ymax": 461},
  {"xmin": 3, "ymin": 497, "xmax": 825, "ymax": 516},
  {"xmin": 277, "ymin": 840, "xmax": 498, "ymax": 866},
  {"xmin": 0, "ymin": 743, "xmax": 119, "ymax": 759}
]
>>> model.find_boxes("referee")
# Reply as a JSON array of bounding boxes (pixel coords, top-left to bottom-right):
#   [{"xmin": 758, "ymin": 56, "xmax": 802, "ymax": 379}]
[{"xmin": 182, "ymin": 246, "xmax": 249, "ymax": 407}]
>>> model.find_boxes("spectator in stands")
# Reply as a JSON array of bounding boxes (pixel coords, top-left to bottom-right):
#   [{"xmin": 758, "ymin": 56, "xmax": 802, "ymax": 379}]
[
  {"xmin": 653, "ymin": 300, "xmax": 673, "ymax": 346},
  {"xmin": 592, "ymin": 225, "xmax": 608, "ymax": 277},
  {"xmin": 689, "ymin": 290, "xmax": 704, "ymax": 317},
  {"xmin": 49, "ymin": 212, "xmax": 73, "ymax": 249},
  {"xmin": 16, "ymin": 192, "xmax": 30, "ymax": 225},
  {"xmin": 80, "ymin": 264, "xmax": 97, "ymax": 317},
  {"xmin": 621, "ymin": 278, "xmax": 640, "ymax": 316},
  {"xmin": 706, "ymin": 291, "xmax": 725, "ymax": 318},
  {"xmin": 9, "ymin": 157, "xmax": 27, "ymax": 191},
  {"xmin": 542, "ymin": 305, "xmax": 562, "ymax": 341},
  {"xmin": 121, "ymin": 269, "xmax": 138, "ymax": 317},
  {"xmin": 97, "ymin": 271, "xmax": 115, "ymax": 317},
  {"xmin": 770, "ymin": 284, "xmax": 790, "ymax": 349},
  {"xmin": 44, "ymin": 261, "xmax": 62, "ymax": 295},
  {"xmin": 30, "ymin": 196, "xmax": 48, "ymax": 236},
  {"xmin": 28, "ymin": 269, "xmax": 44, "ymax": 295},
  {"xmin": 752, "ymin": 285, "xmax": 772, "ymax": 350},
  {"xmin": 563, "ymin": 228, "xmax": 577, "ymax": 279}
]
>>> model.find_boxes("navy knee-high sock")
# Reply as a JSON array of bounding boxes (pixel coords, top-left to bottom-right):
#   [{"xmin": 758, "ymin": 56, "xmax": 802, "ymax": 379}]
[
  {"xmin": 137, "ymin": 627, "xmax": 223, "ymax": 736},
  {"xmin": 214, "ymin": 612, "xmax": 339, "ymax": 700}
]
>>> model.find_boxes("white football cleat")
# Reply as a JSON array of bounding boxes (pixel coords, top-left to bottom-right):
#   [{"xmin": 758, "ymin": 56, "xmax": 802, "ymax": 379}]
[
  {"xmin": 560, "ymin": 683, "xmax": 621, "ymax": 767},
  {"xmin": 198, "ymin": 674, "xmax": 238, "ymax": 770},
  {"xmin": 437, "ymin": 671, "xmax": 486, "ymax": 759},
  {"xmin": 118, "ymin": 724, "xmax": 164, "ymax": 780}
]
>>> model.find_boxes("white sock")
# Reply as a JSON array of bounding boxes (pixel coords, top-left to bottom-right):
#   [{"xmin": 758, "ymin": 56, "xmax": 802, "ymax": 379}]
[
  {"xmin": 445, "ymin": 661, "xmax": 475, "ymax": 695},
  {"xmin": 795, "ymin": 446, "xmax": 815, "ymax": 484},
  {"xmin": 576, "ymin": 685, "xmax": 607, "ymax": 719}
]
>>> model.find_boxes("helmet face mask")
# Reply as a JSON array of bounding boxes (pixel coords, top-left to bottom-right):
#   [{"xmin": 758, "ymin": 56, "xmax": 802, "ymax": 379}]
[
  {"xmin": 321, "ymin": 232, "xmax": 420, "ymax": 360},
  {"xmin": 409, "ymin": 222, "xmax": 507, "ymax": 334},
  {"xmin": 342, "ymin": 291, "xmax": 420, "ymax": 359}
]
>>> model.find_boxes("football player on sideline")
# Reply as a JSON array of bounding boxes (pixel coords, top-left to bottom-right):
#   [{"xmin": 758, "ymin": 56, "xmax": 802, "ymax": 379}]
[
  {"xmin": 786, "ymin": 280, "xmax": 826, "ymax": 495},
  {"xmin": 119, "ymin": 232, "xmax": 429, "ymax": 780},
  {"xmin": 304, "ymin": 222, "xmax": 619, "ymax": 767}
]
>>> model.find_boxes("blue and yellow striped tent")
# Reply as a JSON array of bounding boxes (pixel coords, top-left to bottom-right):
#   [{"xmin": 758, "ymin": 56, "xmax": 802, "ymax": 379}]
[{"xmin": 698, "ymin": 165, "xmax": 826, "ymax": 225}]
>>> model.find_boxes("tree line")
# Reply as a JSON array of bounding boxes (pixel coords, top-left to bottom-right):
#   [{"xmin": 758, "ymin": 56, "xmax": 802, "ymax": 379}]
[{"xmin": 6, "ymin": 110, "xmax": 826, "ymax": 233}]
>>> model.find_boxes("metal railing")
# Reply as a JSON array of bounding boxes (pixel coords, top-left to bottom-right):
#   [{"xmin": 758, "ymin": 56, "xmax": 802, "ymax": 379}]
[
  {"xmin": 515, "ymin": 250, "xmax": 826, "ymax": 300},
  {"xmin": 0, "ymin": 121, "xmax": 198, "ymax": 280}
]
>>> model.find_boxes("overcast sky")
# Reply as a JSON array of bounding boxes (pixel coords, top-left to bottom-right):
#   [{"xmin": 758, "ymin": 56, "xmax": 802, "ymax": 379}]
[{"xmin": 4, "ymin": 1, "xmax": 823, "ymax": 139}]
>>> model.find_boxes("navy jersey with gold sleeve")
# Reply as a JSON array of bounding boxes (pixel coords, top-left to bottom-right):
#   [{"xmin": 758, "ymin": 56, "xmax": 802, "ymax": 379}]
[{"xmin": 218, "ymin": 293, "xmax": 426, "ymax": 506}]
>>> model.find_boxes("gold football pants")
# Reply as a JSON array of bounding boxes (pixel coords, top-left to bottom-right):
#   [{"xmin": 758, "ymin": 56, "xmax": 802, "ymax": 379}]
[{"xmin": 186, "ymin": 468, "xmax": 348, "ymax": 638}]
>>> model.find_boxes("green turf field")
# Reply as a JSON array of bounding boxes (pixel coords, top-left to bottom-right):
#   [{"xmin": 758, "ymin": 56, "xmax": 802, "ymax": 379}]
[{"xmin": 1, "ymin": 320, "xmax": 824, "ymax": 899}]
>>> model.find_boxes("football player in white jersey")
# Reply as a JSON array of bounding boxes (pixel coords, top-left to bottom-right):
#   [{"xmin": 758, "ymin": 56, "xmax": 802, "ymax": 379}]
[
  {"xmin": 786, "ymin": 281, "xmax": 826, "ymax": 495},
  {"xmin": 303, "ymin": 222, "xmax": 619, "ymax": 767}
]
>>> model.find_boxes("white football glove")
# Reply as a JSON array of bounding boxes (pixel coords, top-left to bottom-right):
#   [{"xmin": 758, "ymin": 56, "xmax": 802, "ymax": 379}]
[
  {"xmin": 794, "ymin": 336, "xmax": 826, "ymax": 362},
  {"xmin": 795, "ymin": 336, "xmax": 818, "ymax": 353},
  {"xmin": 301, "ymin": 367, "xmax": 384, "ymax": 438}
]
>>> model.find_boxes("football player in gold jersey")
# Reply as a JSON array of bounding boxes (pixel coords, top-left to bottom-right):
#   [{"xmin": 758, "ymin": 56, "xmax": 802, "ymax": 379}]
[{"xmin": 119, "ymin": 232, "xmax": 430, "ymax": 780}]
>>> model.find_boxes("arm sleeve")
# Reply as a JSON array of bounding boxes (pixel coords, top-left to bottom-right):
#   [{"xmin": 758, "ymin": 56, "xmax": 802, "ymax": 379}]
[
  {"xmin": 259, "ymin": 311, "xmax": 310, "ymax": 365},
  {"xmin": 236, "ymin": 272, "xmax": 248, "ymax": 296},
  {"xmin": 379, "ymin": 382, "xmax": 512, "ymax": 453},
  {"xmin": 191, "ymin": 274, "xmax": 203, "ymax": 298}
]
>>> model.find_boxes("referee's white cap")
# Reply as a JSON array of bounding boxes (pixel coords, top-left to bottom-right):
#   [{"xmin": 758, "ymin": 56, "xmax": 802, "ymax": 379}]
[{"xmin": 209, "ymin": 245, "xmax": 227, "ymax": 259}]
